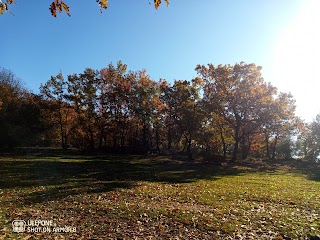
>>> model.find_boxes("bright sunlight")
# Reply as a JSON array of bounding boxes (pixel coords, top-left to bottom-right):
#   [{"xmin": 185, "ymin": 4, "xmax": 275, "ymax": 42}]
[{"xmin": 271, "ymin": 0, "xmax": 320, "ymax": 121}]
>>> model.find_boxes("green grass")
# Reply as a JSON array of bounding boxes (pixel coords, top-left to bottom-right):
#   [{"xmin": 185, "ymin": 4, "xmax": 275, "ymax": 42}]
[{"xmin": 0, "ymin": 153, "xmax": 319, "ymax": 239}]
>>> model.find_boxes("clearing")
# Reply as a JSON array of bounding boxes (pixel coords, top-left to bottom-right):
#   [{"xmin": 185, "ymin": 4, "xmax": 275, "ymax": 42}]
[{"xmin": 0, "ymin": 152, "xmax": 319, "ymax": 239}]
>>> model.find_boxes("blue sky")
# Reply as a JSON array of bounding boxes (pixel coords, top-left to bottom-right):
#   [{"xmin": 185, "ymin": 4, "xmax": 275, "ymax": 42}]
[{"xmin": 1, "ymin": 0, "xmax": 319, "ymax": 121}]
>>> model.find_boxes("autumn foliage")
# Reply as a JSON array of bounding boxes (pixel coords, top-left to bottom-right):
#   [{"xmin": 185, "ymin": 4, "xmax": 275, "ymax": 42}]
[
  {"xmin": 0, "ymin": 0, "xmax": 168, "ymax": 16},
  {"xmin": 1, "ymin": 61, "xmax": 313, "ymax": 161}
]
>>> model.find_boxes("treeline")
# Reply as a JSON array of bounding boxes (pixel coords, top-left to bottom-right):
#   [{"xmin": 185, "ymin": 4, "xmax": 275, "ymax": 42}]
[{"xmin": 0, "ymin": 62, "xmax": 319, "ymax": 161}]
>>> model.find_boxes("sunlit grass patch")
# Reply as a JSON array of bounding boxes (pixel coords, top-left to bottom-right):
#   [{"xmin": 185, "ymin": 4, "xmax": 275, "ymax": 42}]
[{"xmin": 0, "ymin": 155, "xmax": 319, "ymax": 239}]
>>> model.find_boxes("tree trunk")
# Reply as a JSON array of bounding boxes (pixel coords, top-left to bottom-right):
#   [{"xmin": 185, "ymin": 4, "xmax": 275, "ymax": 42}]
[
  {"xmin": 265, "ymin": 132, "xmax": 270, "ymax": 159},
  {"xmin": 98, "ymin": 130, "xmax": 103, "ymax": 149},
  {"xmin": 61, "ymin": 127, "xmax": 66, "ymax": 149},
  {"xmin": 241, "ymin": 140, "xmax": 249, "ymax": 160},
  {"xmin": 167, "ymin": 126, "xmax": 172, "ymax": 150},
  {"xmin": 113, "ymin": 132, "xmax": 118, "ymax": 151},
  {"xmin": 142, "ymin": 122, "xmax": 149, "ymax": 151},
  {"xmin": 181, "ymin": 137, "xmax": 187, "ymax": 153},
  {"xmin": 120, "ymin": 134, "xmax": 125, "ymax": 151},
  {"xmin": 155, "ymin": 127, "xmax": 160, "ymax": 154},
  {"xmin": 271, "ymin": 135, "xmax": 278, "ymax": 159},
  {"xmin": 219, "ymin": 126, "xmax": 227, "ymax": 159},
  {"xmin": 59, "ymin": 114, "xmax": 67, "ymax": 150},
  {"xmin": 186, "ymin": 138, "xmax": 193, "ymax": 160},
  {"xmin": 89, "ymin": 127, "xmax": 95, "ymax": 152},
  {"xmin": 232, "ymin": 139, "xmax": 239, "ymax": 161},
  {"xmin": 241, "ymin": 135, "xmax": 251, "ymax": 160},
  {"xmin": 103, "ymin": 134, "xmax": 107, "ymax": 148},
  {"xmin": 231, "ymin": 125, "xmax": 240, "ymax": 162}
]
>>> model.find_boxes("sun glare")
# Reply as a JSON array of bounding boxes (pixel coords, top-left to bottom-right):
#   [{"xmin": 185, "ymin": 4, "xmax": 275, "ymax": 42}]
[{"xmin": 271, "ymin": 0, "xmax": 320, "ymax": 122}]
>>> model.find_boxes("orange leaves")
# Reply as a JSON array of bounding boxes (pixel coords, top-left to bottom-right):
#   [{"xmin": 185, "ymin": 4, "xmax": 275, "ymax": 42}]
[
  {"xmin": 49, "ymin": 0, "xmax": 70, "ymax": 17},
  {"xmin": 49, "ymin": 2, "xmax": 56, "ymax": 17},
  {"xmin": 1, "ymin": 0, "xmax": 167, "ymax": 16},
  {"xmin": 61, "ymin": 2, "xmax": 70, "ymax": 15},
  {"xmin": 0, "ymin": 4, "xmax": 5, "ymax": 14},
  {"xmin": 0, "ymin": 0, "xmax": 15, "ymax": 15},
  {"xmin": 154, "ymin": 0, "xmax": 169, "ymax": 9},
  {"xmin": 154, "ymin": 0, "xmax": 161, "ymax": 9},
  {"xmin": 97, "ymin": 0, "xmax": 108, "ymax": 13}
]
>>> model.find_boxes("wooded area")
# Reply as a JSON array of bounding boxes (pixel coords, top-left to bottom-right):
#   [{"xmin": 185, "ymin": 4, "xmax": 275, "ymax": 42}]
[
  {"xmin": 1, "ymin": 63, "xmax": 320, "ymax": 239},
  {"xmin": 0, "ymin": 62, "xmax": 319, "ymax": 161}
]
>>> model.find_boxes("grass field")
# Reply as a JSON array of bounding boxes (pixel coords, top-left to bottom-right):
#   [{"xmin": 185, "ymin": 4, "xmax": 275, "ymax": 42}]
[{"xmin": 0, "ymin": 153, "xmax": 319, "ymax": 239}]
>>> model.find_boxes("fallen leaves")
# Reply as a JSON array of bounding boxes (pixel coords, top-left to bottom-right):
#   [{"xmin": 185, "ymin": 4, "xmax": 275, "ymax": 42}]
[{"xmin": 0, "ymin": 156, "xmax": 320, "ymax": 239}]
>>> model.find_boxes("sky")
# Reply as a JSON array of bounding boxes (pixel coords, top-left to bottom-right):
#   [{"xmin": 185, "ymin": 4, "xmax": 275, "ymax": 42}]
[{"xmin": 0, "ymin": 0, "xmax": 319, "ymax": 122}]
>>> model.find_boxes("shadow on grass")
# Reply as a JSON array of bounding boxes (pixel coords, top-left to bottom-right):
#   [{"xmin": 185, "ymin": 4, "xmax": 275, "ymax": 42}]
[
  {"xmin": 0, "ymin": 153, "xmax": 319, "ymax": 205},
  {"xmin": 0, "ymin": 154, "xmax": 240, "ymax": 204}
]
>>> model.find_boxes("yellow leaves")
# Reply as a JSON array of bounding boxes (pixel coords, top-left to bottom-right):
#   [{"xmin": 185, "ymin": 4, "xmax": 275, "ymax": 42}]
[
  {"xmin": 0, "ymin": 4, "xmax": 4, "ymax": 14},
  {"xmin": 49, "ymin": 2, "xmax": 57, "ymax": 17},
  {"xmin": 57, "ymin": 2, "xmax": 62, "ymax": 13},
  {"xmin": 97, "ymin": 0, "xmax": 108, "ymax": 13},
  {"xmin": 1, "ymin": 0, "xmax": 168, "ymax": 16},
  {"xmin": 49, "ymin": 0, "xmax": 70, "ymax": 17},
  {"xmin": 215, "ymin": 209, "xmax": 224, "ymax": 216},
  {"xmin": 61, "ymin": 2, "xmax": 70, "ymax": 15},
  {"xmin": 154, "ymin": 0, "xmax": 161, "ymax": 9},
  {"xmin": 154, "ymin": 0, "xmax": 169, "ymax": 9},
  {"xmin": 100, "ymin": 0, "xmax": 108, "ymax": 9},
  {"xmin": 0, "ymin": 0, "xmax": 15, "ymax": 15}
]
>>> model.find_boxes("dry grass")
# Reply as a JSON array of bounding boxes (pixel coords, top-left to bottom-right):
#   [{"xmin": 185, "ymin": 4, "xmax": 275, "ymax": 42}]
[{"xmin": 0, "ymin": 154, "xmax": 319, "ymax": 239}]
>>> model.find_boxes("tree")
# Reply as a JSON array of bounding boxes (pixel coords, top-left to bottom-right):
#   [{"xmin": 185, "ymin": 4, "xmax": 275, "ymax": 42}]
[
  {"xmin": 0, "ymin": 0, "xmax": 169, "ymax": 16},
  {"xmin": 40, "ymin": 72, "xmax": 68, "ymax": 149},
  {"xmin": 131, "ymin": 70, "xmax": 164, "ymax": 153},
  {"xmin": 67, "ymin": 68, "xmax": 99, "ymax": 151},
  {"xmin": 159, "ymin": 80, "xmax": 176, "ymax": 151},
  {"xmin": 0, "ymin": 62, "xmax": 301, "ymax": 159},
  {"xmin": 0, "ymin": 67, "xmax": 25, "ymax": 148},
  {"xmin": 16, "ymin": 93, "xmax": 50, "ymax": 146},
  {"xmin": 204, "ymin": 112, "xmax": 234, "ymax": 159},
  {"xmin": 167, "ymin": 78, "xmax": 204, "ymax": 160},
  {"xmin": 263, "ymin": 92, "xmax": 297, "ymax": 159},
  {"xmin": 293, "ymin": 119, "xmax": 310, "ymax": 159},
  {"xmin": 299, "ymin": 114, "xmax": 320, "ymax": 162},
  {"xmin": 197, "ymin": 62, "xmax": 277, "ymax": 161},
  {"xmin": 40, "ymin": 72, "xmax": 72, "ymax": 149},
  {"xmin": 0, "ymin": 67, "xmax": 47, "ymax": 147},
  {"xmin": 98, "ymin": 61, "xmax": 136, "ymax": 151}
]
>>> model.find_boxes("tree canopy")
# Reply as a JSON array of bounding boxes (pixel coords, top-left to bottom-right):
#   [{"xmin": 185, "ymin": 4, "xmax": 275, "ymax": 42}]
[
  {"xmin": 3, "ymin": 61, "xmax": 316, "ymax": 162},
  {"xmin": 0, "ymin": 0, "xmax": 169, "ymax": 16}
]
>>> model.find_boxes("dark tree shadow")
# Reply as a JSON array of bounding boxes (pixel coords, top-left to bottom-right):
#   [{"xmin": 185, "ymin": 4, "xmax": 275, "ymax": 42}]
[{"xmin": 0, "ymin": 153, "xmax": 319, "ymax": 205}]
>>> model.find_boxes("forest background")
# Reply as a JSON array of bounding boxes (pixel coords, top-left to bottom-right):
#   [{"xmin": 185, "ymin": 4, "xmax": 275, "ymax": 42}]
[
  {"xmin": 1, "ymin": 61, "xmax": 320, "ymax": 162},
  {"xmin": 1, "ymin": 0, "xmax": 320, "ymax": 162}
]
